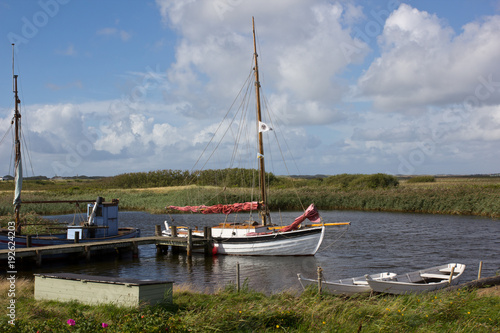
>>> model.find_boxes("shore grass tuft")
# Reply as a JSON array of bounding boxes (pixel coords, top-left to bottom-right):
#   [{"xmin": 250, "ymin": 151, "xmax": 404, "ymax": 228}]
[{"xmin": 1, "ymin": 277, "xmax": 499, "ymax": 332}]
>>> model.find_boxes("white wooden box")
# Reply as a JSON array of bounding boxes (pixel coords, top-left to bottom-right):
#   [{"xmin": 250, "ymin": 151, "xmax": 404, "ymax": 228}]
[{"xmin": 34, "ymin": 273, "xmax": 173, "ymax": 307}]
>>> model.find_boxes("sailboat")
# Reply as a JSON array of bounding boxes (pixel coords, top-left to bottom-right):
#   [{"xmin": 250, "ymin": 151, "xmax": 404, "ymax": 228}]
[
  {"xmin": 0, "ymin": 45, "xmax": 140, "ymax": 249},
  {"xmin": 163, "ymin": 18, "xmax": 347, "ymax": 256}
]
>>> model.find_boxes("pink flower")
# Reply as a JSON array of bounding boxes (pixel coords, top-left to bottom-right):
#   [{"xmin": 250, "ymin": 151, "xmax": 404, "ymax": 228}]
[
  {"xmin": 67, "ymin": 319, "xmax": 76, "ymax": 326},
  {"xmin": 102, "ymin": 323, "xmax": 109, "ymax": 328}
]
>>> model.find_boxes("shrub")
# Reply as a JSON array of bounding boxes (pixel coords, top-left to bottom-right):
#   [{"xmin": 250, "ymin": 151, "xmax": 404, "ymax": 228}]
[{"xmin": 407, "ymin": 176, "xmax": 436, "ymax": 183}]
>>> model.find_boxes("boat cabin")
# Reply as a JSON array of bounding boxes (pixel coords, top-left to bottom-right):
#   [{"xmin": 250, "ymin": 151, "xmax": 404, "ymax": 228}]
[{"xmin": 67, "ymin": 198, "xmax": 120, "ymax": 240}]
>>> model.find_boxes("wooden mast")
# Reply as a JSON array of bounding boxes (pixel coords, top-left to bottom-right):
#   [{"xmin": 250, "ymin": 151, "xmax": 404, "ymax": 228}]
[
  {"xmin": 12, "ymin": 44, "xmax": 22, "ymax": 234},
  {"xmin": 252, "ymin": 17, "xmax": 269, "ymax": 225}
]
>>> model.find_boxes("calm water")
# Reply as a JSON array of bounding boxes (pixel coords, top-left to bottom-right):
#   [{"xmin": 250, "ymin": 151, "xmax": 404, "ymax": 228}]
[{"xmin": 20, "ymin": 210, "xmax": 500, "ymax": 293}]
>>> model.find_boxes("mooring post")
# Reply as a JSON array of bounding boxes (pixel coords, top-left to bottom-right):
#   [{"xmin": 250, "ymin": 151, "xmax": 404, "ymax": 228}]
[
  {"xmin": 74, "ymin": 231, "xmax": 80, "ymax": 244},
  {"xmin": 35, "ymin": 250, "xmax": 42, "ymax": 267},
  {"xmin": 26, "ymin": 235, "xmax": 32, "ymax": 248},
  {"xmin": 448, "ymin": 265, "xmax": 456, "ymax": 285},
  {"xmin": 237, "ymin": 262, "xmax": 240, "ymax": 292},
  {"xmin": 317, "ymin": 266, "xmax": 323, "ymax": 294},
  {"xmin": 187, "ymin": 228, "xmax": 193, "ymax": 256},
  {"xmin": 155, "ymin": 225, "xmax": 161, "ymax": 236},
  {"xmin": 155, "ymin": 225, "xmax": 163, "ymax": 255},
  {"xmin": 132, "ymin": 241, "xmax": 139, "ymax": 257},
  {"xmin": 478, "ymin": 261, "xmax": 483, "ymax": 280},
  {"xmin": 171, "ymin": 225, "xmax": 177, "ymax": 237},
  {"xmin": 204, "ymin": 226, "xmax": 213, "ymax": 256},
  {"xmin": 85, "ymin": 245, "xmax": 91, "ymax": 261}
]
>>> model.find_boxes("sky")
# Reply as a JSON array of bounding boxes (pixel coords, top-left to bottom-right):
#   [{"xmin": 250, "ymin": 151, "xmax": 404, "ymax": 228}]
[{"xmin": 1, "ymin": 0, "xmax": 500, "ymax": 178}]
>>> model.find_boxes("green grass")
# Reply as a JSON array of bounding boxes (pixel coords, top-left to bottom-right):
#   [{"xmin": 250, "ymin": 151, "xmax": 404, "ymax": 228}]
[
  {"xmin": 1, "ymin": 277, "xmax": 499, "ymax": 332},
  {"xmin": 0, "ymin": 175, "xmax": 499, "ymax": 218}
]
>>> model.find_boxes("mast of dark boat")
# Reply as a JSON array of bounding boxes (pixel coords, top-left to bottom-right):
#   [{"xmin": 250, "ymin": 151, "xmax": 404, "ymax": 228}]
[
  {"xmin": 252, "ymin": 17, "xmax": 269, "ymax": 226},
  {"xmin": 12, "ymin": 44, "xmax": 23, "ymax": 234}
]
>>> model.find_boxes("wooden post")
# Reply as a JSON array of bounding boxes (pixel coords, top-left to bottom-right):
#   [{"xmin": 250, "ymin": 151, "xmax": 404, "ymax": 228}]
[
  {"xmin": 36, "ymin": 250, "xmax": 42, "ymax": 267},
  {"xmin": 187, "ymin": 228, "xmax": 193, "ymax": 256},
  {"xmin": 155, "ymin": 225, "xmax": 161, "ymax": 236},
  {"xmin": 155, "ymin": 225, "xmax": 163, "ymax": 255},
  {"xmin": 169, "ymin": 225, "xmax": 178, "ymax": 254},
  {"xmin": 26, "ymin": 235, "xmax": 32, "ymax": 248},
  {"xmin": 85, "ymin": 246, "xmax": 91, "ymax": 261},
  {"xmin": 132, "ymin": 241, "xmax": 139, "ymax": 257},
  {"xmin": 204, "ymin": 226, "xmax": 213, "ymax": 256},
  {"xmin": 236, "ymin": 262, "xmax": 240, "ymax": 292},
  {"xmin": 448, "ymin": 265, "xmax": 456, "ymax": 285},
  {"xmin": 74, "ymin": 232, "xmax": 80, "ymax": 243},
  {"xmin": 317, "ymin": 266, "xmax": 323, "ymax": 294},
  {"xmin": 478, "ymin": 261, "xmax": 483, "ymax": 280}
]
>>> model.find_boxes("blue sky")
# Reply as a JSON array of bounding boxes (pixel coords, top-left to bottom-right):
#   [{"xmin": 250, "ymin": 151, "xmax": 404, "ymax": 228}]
[{"xmin": 1, "ymin": 0, "xmax": 500, "ymax": 177}]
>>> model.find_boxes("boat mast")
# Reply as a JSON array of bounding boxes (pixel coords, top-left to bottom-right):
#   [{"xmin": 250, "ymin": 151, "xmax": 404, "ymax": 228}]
[
  {"xmin": 252, "ymin": 17, "xmax": 269, "ymax": 225},
  {"xmin": 12, "ymin": 44, "xmax": 22, "ymax": 234}
]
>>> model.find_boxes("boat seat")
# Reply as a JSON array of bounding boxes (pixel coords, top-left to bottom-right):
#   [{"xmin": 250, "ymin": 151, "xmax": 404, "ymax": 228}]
[
  {"xmin": 352, "ymin": 280, "xmax": 368, "ymax": 285},
  {"xmin": 439, "ymin": 266, "xmax": 458, "ymax": 273},
  {"xmin": 420, "ymin": 273, "xmax": 450, "ymax": 280}
]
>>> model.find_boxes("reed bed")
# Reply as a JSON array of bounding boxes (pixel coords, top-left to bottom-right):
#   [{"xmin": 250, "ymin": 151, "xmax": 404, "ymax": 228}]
[
  {"xmin": 0, "ymin": 176, "xmax": 498, "ymax": 218},
  {"xmin": 1, "ymin": 277, "xmax": 498, "ymax": 332}
]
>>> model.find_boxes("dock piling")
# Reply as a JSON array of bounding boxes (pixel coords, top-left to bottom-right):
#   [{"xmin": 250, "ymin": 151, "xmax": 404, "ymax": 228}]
[
  {"xmin": 0, "ymin": 235, "xmax": 210, "ymax": 266},
  {"xmin": 187, "ymin": 229, "xmax": 193, "ymax": 256}
]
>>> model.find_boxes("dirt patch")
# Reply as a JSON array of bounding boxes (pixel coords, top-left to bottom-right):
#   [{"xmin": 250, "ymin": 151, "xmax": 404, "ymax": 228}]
[{"xmin": 477, "ymin": 285, "xmax": 500, "ymax": 297}]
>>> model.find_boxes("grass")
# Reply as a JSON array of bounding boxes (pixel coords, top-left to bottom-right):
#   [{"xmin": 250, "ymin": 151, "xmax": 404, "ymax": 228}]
[
  {"xmin": 0, "ymin": 176, "xmax": 499, "ymax": 220},
  {"xmin": 1, "ymin": 277, "xmax": 499, "ymax": 332}
]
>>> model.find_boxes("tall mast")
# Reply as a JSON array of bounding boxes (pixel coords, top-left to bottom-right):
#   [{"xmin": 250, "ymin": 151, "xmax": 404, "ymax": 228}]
[
  {"xmin": 12, "ymin": 44, "xmax": 22, "ymax": 234},
  {"xmin": 252, "ymin": 17, "xmax": 268, "ymax": 225}
]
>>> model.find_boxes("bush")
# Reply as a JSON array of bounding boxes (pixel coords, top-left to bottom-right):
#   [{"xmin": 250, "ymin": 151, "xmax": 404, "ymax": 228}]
[
  {"xmin": 324, "ymin": 173, "xmax": 399, "ymax": 189},
  {"xmin": 407, "ymin": 176, "xmax": 436, "ymax": 183}
]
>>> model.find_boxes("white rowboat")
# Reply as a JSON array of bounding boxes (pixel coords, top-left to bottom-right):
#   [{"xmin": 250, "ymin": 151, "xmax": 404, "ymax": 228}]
[
  {"xmin": 365, "ymin": 263, "xmax": 466, "ymax": 295},
  {"xmin": 297, "ymin": 272, "xmax": 397, "ymax": 296}
]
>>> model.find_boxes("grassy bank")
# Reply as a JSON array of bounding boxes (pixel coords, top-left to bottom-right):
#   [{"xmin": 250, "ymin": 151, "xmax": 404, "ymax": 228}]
[
  {"xmin": 1, "ymin": 277, "xmax": 498, "ymax": 332},
  {"xmin": 0, "ymin": 176, "xmax": 499, "ymax": 218}
]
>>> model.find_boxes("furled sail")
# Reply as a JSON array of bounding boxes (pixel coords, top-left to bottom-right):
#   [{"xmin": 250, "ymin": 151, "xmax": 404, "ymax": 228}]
[
  {"xmin": 278, "ymin": 203, "xmax": 321, "ymax": 232},
  {"xmin": 168, "ymin": 201, "xmax": 259, "ymax": 215},
  {"xmin": 12, "ymin": 144, "xmax": 22, "ymax": 207}
]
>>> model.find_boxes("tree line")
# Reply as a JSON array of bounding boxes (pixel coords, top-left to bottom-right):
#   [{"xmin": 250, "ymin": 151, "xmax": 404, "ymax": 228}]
[{"xmin": 102, "ymin": 169, "xmax": 399, "ymax": 190}]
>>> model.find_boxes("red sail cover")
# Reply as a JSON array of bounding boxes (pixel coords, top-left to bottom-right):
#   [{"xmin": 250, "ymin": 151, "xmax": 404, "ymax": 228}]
[
  {"xmin": 278, "ymin": 203, "xmax": 321, "ymax": 232},
  {"xmin": 168, "ymin": 201, "xmax": 258, "ymax": 215}
]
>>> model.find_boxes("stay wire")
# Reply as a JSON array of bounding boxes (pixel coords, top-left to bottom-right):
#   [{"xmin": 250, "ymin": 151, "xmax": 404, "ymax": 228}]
[
  {"xmin": 316, "ymin": 225, "xmax": 350, "ymax": 253},
  {"xmin": 188, "ymin": 68, "xmax": 254, "ymax": 183}
]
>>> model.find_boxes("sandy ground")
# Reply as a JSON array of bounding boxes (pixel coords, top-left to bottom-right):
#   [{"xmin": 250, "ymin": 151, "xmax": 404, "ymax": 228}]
[{"xmin": 477, "ymin": 285, "xmax": 500, "ymax": 297}]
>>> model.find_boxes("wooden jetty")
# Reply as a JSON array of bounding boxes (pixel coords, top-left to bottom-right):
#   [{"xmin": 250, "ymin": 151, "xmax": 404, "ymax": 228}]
[{"xmin": 0, "ymin": 225, "xmax": 213, "ymax": 266}]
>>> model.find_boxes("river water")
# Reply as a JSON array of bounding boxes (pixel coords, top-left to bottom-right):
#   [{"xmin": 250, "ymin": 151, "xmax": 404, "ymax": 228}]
[{"xmin": 22, "ymin": 210, "xmax": 500, "ymax": 294}]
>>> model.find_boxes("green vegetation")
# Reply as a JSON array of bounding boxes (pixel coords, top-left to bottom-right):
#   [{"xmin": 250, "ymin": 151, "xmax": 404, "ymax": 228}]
[
  {"xmin": 0, "ymin": 171, "xmax": 499, "ymax": 218},
  {"xmin": 0, "ymin": 212, "xmax": 67, "ymax": 234},
  {"xmin": 324, "ymin": 173, "xmax": 400, "ymax": 189},
  {"xmin": 407, "ymin": 175, "xmax": 436, "ymax": 183},
  {"xmin": 1, "ymin": 277, "xmax": 498, "ymax": 332}
]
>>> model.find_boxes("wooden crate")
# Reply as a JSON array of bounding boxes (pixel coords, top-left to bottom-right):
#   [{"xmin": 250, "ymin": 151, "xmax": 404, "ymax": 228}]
[{"xmin": 34, "ymin": 273, "xmax": 173, "ymax": 307}]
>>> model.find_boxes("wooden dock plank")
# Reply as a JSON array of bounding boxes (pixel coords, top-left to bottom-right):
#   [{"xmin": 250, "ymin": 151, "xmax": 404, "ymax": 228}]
[{"xmin": 0, "ymin": 235, "xmax": 210, "ymax": 262}]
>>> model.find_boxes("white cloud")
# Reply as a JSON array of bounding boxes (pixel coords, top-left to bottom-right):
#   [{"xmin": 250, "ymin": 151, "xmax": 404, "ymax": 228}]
[
  {"xmin": 358, "ymin": 4, "xmax": 500, "ymax": 112},
  {"xmin": 97, "ymin": 27, "xmax": 131, "ymax": 41},
  {"xmin": 3, "ymin": 1, "xmax": 500, "ymax": 177},
  {"xmin": 56, "ymin": 44, "xmax": 77, "ymax": 56},
  {"xmin": 157, "ymin": 0, "xmax": 370, "ymax": 127}
]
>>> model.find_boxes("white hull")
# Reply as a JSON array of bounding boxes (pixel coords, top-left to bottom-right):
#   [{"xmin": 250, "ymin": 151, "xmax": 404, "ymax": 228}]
[
  {"xmin": 366, "ymin": 263, "xmax": 466, "ymax": 295},
  {"xmin": 163, "ymin": 221, "xmax": 326, "ymax": 256},
  {"xmin": 213, "ymin": 226, "xmax": 325, "ymax": 256},
  {"xmin": 297, "ymin": 272, "xmax": 396, "ymax": 296}
]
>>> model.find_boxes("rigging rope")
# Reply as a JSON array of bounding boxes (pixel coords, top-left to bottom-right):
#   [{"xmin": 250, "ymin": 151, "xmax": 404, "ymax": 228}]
[
  {"xmin": 316, "ymin": 225, "xmax": 350, "ymax": 253},
  {"xmin": 188, "ymin": 69, "xmax": 254, "ymax": 181}
]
